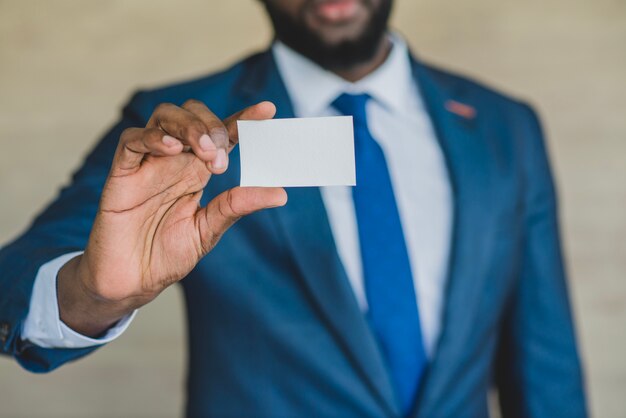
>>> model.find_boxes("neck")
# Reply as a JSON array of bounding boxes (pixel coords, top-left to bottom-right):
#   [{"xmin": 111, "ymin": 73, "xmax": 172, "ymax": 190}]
[{"xmin": 328, "ymin": 36, "xmax": 392, "ymax": 83}]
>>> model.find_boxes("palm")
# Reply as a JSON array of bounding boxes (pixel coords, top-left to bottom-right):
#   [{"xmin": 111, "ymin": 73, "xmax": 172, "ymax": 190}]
[
  {"xmin": 75, "ymin": 100, "xmax": 285, "ymax": 309},
  {"xmin": 86, "ymin": 151, "xmax": 212, "ymax": 301},
  {"xmin": 58, "ymin": 100, "xmax": 285, "ymax": 337}
]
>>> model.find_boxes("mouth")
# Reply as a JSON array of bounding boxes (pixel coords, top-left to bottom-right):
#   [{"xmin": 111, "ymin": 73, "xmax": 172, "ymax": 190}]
[{"xmin": 311, "ymin": 0, "xmax": 362, "ymax": 24}]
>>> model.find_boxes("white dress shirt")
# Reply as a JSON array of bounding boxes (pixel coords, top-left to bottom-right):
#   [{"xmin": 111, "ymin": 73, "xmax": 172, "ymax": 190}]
[{"xmin": 22, "ymin": 34, "xmax": 452, "ymax": 357}]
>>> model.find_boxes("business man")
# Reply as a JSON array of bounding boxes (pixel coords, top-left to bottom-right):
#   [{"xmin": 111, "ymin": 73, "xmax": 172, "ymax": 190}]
[{"xmin": 0, "ymin": 0, "xmax": 587, "ymax": 417}]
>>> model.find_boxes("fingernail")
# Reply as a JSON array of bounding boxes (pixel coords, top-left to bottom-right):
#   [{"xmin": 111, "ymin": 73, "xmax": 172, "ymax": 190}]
[
  {"xmin": 213, "ymin": 149, "xmax": 228, "ymax": 170},
  {"xmin": 199, "ymin": 134, "xmax": 215, "ymax": 152},
  {"xmin": 162, "ymin": 135, "xmax": 179, "ymax": 147}
]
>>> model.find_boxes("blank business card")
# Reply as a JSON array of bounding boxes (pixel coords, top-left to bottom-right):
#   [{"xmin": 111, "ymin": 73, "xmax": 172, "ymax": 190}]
[{"xmin": 237, "ymin": 116, "xmax": 356, "ymax": 187}]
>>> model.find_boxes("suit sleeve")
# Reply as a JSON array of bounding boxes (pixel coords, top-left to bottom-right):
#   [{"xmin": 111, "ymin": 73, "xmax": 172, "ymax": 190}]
[
  {"xmin": 0, "ymin": 93, "xmax": 149, "ymax": 372},
  {"xmin": 495, "ymin": 103, "xmax": 588, "ymax": 417}
]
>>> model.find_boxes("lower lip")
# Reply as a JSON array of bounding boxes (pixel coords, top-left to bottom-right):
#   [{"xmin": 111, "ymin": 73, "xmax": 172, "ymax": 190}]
[{"xmin": 313, "ymin": 0, "xmax": 360, "ymax": 23}]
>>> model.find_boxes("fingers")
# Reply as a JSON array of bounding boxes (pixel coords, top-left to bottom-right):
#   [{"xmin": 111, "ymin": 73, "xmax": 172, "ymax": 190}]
[
  {"xmin": 195, "ymin": 186, "xmax": 287, "ymax": 256},
  {"xmin": 181, "ymin": 99, "xmax": 230, "ymax": 174},
  {"xmin": 147, "ymin": 101, "xmax": 227, "ymax": 173},
  {"xmin": 113, "ymin": 127, "xmax": 183, "ymax": 175},
  {"xmin": 116, "ymin": 100, "xmax": 277, "ymax": 176},
  {"xmin": 223, "ymin": 101, "xmax": 276, "ymax": 152}
]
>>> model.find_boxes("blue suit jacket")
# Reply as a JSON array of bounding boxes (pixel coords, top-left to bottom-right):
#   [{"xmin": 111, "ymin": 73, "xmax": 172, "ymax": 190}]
[{"xmin": 0, "ymin": 49, "xmax": 587, "ymax": 417}]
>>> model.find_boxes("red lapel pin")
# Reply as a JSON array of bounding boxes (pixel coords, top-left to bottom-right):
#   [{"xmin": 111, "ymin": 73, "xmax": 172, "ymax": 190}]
[{"xmin": 445, "ymin": 100, "xmax": 477, "ymax": 120}]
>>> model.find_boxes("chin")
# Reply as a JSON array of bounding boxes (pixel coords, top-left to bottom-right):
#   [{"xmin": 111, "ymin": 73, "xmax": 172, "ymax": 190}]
[
  {"xmin": 265, "ymin": 0, "xmax": 392, "ymax": 70},
  {"xmin": 303, "ymin": 3, "xmax": 372, "ymax": 43}
]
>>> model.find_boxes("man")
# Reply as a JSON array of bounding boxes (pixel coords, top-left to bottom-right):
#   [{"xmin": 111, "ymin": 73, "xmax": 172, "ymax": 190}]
[{"xmin": 0, "ymin": 0, "xmax": 587, "ymax": 416}]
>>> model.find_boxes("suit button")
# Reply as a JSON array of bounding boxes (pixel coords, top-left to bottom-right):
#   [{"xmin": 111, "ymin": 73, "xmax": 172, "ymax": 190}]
[{"xmin": 0, "ymin": 322, "xmax": 9, "ymax": 344}]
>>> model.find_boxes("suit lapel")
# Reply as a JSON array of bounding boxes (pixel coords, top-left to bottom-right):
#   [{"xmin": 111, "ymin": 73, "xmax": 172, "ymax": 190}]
[
  {"xmin": 409, "ymin": 57, "xmax": 497, "ymax": 416},
  {"xmin": 235, "ymin": 51, "xmax": 400, "ymax": 417},
  {"xmin": 234, "ymin": 50, "xmax": 497, "ymax": 416}
]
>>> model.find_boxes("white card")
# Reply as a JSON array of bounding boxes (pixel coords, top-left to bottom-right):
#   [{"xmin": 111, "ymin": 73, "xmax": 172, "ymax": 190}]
[{"xmin": 238, "ymin": 116, "xmax": 356, "ymax": 187}]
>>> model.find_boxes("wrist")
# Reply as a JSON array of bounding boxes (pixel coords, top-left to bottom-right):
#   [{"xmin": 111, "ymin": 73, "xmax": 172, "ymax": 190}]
[{"xmin": 57, "ymin": 255, "xmax": 141, "ymax": 337}]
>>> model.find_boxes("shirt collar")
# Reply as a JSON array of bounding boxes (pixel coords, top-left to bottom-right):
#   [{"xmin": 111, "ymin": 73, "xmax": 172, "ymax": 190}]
[{"xmin": 272, "ymin": 33, "xmax": 416, "ymax": 117}]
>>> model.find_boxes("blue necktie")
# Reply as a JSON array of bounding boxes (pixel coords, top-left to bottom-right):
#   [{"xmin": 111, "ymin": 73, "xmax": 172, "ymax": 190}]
[{"xmin": 333, "ymin": 93, "xmax": 427, "ymax": 415}]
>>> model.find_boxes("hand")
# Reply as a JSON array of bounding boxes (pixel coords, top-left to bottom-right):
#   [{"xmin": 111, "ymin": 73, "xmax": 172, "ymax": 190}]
[{"xmin": 58, "ymin": 100, "xmax": 287, "ymax": 336}]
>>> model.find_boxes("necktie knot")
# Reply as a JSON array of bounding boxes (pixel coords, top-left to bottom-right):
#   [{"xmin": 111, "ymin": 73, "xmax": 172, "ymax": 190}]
[{"xmin": 332, "ymin": 93, "xmax": 370, "ymax": 127}]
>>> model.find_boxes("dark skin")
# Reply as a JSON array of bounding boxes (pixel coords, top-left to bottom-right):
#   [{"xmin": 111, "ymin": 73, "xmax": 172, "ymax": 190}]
[
  {"xmin": 58, "ymin": 102, "xmax": 287, "ymax": 336},
  {"xmin": 59, "ymin": 0, "xmax": 393, "ymax": 336},
  {"xmin": 263, "ymin": 0, "xmax": 392, "ymax": 82}
]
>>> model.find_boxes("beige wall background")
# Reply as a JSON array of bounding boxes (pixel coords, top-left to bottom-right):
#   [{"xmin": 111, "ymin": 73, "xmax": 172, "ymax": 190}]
[{"xmin": 1, "ymin": 0, "xmax": 624, "ymax": 417}]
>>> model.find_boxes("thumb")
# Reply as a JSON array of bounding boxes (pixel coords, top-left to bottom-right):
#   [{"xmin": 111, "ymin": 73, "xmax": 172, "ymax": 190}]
[{"xmin": 195, "ymin": 186, "xmax": 287, "ymax": 256}]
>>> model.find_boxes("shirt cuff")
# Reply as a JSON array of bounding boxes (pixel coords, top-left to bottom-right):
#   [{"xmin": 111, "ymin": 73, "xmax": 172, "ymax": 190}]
[{"xmin": 21, "ymin": 251, "xmax": 137, "ymax": 349}]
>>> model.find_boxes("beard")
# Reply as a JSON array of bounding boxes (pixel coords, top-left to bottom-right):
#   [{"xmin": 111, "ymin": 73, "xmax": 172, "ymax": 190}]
[{"xmin": 262, "ymin": 0, "xmax": 393, "ymax": 71}]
